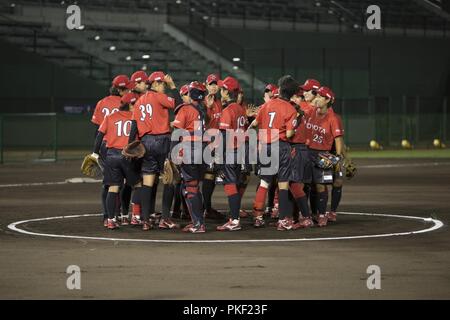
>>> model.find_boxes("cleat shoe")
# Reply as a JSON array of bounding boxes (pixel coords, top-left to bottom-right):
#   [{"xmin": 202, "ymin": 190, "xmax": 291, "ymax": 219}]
[
  {"xmin": 120, "ymin": 216, "xmax": 130, "ymax": 226},
  {"xmin": 182, "ymin": 223, "xmax": 194, "ymax": 232},
  {"xmin": 253, "ymin": 216, "xmax": 266, "ymax": 228},
  {"xmin": 270, "ymin": 205, "xmax": 279, "ymax": 219},
  {"xmin": 159, "ymin": 218, "xmax": 180, "ymax": 230},
  {"xmin": 293, "ymin": 217, "xmax": 314, "ymax": 229},
  {"xmin": 276, "ymin": 218, "xmax": 294, "ymax": 231},
  {"xmin": 150, "ymin": 213, "xmax": 161, "ymax": 226},
  {"xmin": 239, "ymin": 209, "xmax": 250, "ymax": 218},
  {"xmin": 130, "ymin": 215, "xmax": 142, "ymax": 226},
  {"xmin": 187, "ymin": 224, "xmax": 206, "ymax": 233},
  {"xmin": 103, "ymin": 219, "xmax": 108, "ymax": 228},
  {"xmin": 142, "ymin": 220, "xmax": 152, "ymax": 231},
  {"xmin": 204, "ymin": 208, "xmax": 224, "ymax": 220},
  {"xmin": 326, "ymin": 211, "xmax": 337, "ymax": 222},
  {"xmin": 107, "ymin": 219, "xmax": 120, "ymax": 230},
  {"xmin": 217, "ymin": 219, "xmax": 242, "ymax": 231},
  {"xmin": 317, "ymin": 214, "xmax": 328, "ymax": 227}
]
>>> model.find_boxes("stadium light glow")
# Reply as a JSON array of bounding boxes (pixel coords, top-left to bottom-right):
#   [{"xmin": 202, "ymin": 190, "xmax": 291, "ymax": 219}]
[
  {"xmin": 233, "ymin": 66, "xmax": 239, "ymax": 70},
  {"xmin": 315, "ymin": 2, "xmax": 321, "ymax": 7},
  {"xmin": 109, "ymin": 46, "xmax": 116, "ymax": 51},
  {"xmin": 176, "ymin": 0, "xmax": 181, "ymax": 4},
  {"xmin": 77, "ymin": 25, "xmax": 85, "ymax": 30},
  {"xmin": 142, "ymin": 65, "xmax": 147, "ymax": 71},
  {"xmin": 154, "ymin": 7, "xmax": 159, "ymax": 11},
  {"xmin": 125, "ymin": 56, "xmax": 132, "ymax": 61},
  {"xmin": 10, "ymin": 3, "xmax": 15, "ymax": 7},
  {"xmin": 142, "ymin": 54, "xmax": 150, "ymax": 59},
  {"xmin": 94, "ymin": 35, "xmax": 100, "ymax": 40},
  {"xmin": 232, "ymin": 57, "xmax": 240, "ymax": 62}
]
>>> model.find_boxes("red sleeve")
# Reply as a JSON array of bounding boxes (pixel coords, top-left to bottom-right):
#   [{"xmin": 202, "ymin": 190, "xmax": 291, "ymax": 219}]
[
  {"xmin": 132, "ymin": 97, "xmax": 142, "ymax": 121},
  {"xmin": 219, "ymin": 109, "xmax": 232, "ymax": 130},
  {"xmin": 285, "ymin": 105, "xmax": 298, "ymax": 131},
  {"xmin": 255, "ymin": 104, "xmax": 265, "ymax": 124},
  {"xmin": 330, "ymin": 114, "xmax": 344, "ymax": 138},
  {"xmin": 98, "ymin": 116, "xmax": 108, "ymax": 134},
  {"xmin": 91, "ymin": 100, "xmax": 103, "ymax": 125},
  {"xmin": 156, "ymin": 93, "xmax": 175, "ymax": 109},
  {"xmin": 172, "ymin": 108, "xmax": 187, "ymax": 129}
]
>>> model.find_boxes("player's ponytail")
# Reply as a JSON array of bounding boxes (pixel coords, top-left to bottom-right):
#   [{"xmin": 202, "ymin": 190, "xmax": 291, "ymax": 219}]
[
  {"xmin": 109, "ymin": 86, "xmax": 120, "ymax": 96},
  {"xmin": 119, "ymin": 103, "xmax": 130, "ymax": 111}
]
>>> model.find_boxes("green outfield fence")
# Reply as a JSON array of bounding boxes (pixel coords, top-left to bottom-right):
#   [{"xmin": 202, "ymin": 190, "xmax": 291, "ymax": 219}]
[{"xmin": 0, "ymin": 95, "xmax": 448, "ymax": 163}]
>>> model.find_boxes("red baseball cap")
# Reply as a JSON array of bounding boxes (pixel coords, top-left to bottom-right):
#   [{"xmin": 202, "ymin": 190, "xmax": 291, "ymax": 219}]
[
  {"xmin": 179, "ymin": 84, "xmax": 189, "ymax": 96},
  {"xmin": 131, "ymin": 71, "xmax": 148, "ymax": 83},
  {"xmin": 112, "ymin": 75, "xmax": 133, "ymax": 89},
  {"xmin": 219, "ymin": 76, "xmax": 240, "ymax": 93},
  {"xmin": 264, "ymin": 83, "xmax": 278, "ymax": 94},
  {"xmin": 206, "ymin": 74, "xmax": 220, "ymax": 85},
  {"xmin": 189, "ymin": 81, "xmax": 207, "ymax": 92},
  {"xmin": 148, "ymin": 71, "xmax": 166, "ymax": 83},
  {"xmin": 300, "ymin": 79, "xmax": 321, "ymax": 91},
  {"xmin": 120, "ymin": 92, "xmax": 140, "ymax": 105},
  {"xmin": 317, "ymin": 86, "xmax": 335, "ymax": 101},
  {"xmin": 273, "ymin": 88, "xmax": 279, "ymax": 97}
]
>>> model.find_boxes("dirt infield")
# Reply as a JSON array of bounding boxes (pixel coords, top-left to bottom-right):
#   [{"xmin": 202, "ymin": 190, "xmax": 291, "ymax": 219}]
[{"xmin": 0, "ymin": 158, "xmax": 449, "ymax": 299}]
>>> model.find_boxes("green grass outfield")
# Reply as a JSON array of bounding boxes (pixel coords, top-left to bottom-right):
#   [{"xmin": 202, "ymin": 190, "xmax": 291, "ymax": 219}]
[
  {"xmin": 349, "ymin": 149, "xmax": 450, "ymax": 159},
  {"xmin": 1, "ymin": 148, "xmax": 450, "ymax": 163}
]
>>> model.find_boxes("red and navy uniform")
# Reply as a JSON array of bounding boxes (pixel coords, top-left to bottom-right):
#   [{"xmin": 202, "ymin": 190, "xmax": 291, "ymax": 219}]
[
  {"xmin": 172, "ymin": 102, "xmax": 206, "ymax": 225},
  {"xmin": 304, "ymin": 107, "xmax": 344, "ymax": 184},
  {"xmin": 97, "ymin": 111, "xmax": 141, "ymax": 187},
  {"xmin": 131, "ymin": 90, "xmax": 175, "ymax": 174},
  {"xmin": 255, "ymin": 97, "xmax": 297, "ymax": 183}
]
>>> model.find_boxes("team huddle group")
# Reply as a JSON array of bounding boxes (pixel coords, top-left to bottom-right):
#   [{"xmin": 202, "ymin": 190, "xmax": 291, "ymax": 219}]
[{"xmin": 90, "ymin": 69, "xmax": 346, "ymax": 233}]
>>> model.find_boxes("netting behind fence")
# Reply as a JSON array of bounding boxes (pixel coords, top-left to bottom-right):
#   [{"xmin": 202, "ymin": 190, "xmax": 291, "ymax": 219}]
[{"xmin": 0, "ymin": 96, "xmax": 448, "ymax": 163}]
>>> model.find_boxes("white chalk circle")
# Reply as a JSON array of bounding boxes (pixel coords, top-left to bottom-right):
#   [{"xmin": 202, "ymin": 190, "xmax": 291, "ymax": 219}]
[{"xmin": 7, "ymin": 212, "xmax": 444, "ymax": 243}]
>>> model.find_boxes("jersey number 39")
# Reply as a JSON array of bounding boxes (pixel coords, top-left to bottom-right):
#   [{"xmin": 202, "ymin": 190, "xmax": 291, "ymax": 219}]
[{"xmin": 139, "ymin": 104, "xmax": 153, "ymax": 121}]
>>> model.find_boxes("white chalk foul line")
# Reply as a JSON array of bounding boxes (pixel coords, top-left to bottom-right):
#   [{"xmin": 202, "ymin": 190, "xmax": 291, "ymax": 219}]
[
  {"xmin": 1, "ymin": 162, "xmax": 449, "ymax": 188},
  {"xmin": 0, "ymin": 178, "xmax": 101, "ymax": 188},
  {"xmin": 359, "ymin": 162, "xmax": 450, "ymax": 169},
  {"xmin": 6, "ymin": 212, "xmax": 444, "ymax": 243}
]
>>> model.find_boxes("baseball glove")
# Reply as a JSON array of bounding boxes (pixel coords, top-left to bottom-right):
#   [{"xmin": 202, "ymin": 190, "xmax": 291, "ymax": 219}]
[
  {"xmin": 316, "ymin": 152, "xmax": 340, "ymax": 170},
  {"xmin": 122, "ymin": 140, "xmax": 145, "ymax": 159},
  {"xmin": 343, "ymin": 157, "xmax": 357, "ymax": 179},
  {"xmin": 161, "ymin": 159, "xmax": 181, "ymax": 184},
  {"xmin": 81, "ymin": 153, "xmax": 101, "ymax": 178}
]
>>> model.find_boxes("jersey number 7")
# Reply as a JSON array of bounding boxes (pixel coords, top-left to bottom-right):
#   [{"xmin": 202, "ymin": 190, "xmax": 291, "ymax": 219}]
[{"xmin": 268, "ymin": 111, "xmax": 276, "ymax": 128}]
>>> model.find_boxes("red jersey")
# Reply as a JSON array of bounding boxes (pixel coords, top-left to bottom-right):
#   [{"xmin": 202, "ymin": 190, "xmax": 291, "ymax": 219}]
[
  {"xmin": 98, "ymin": 110, "xmax": 133, "ymax": 149},
  {"xmin": 172, "ymin": 103, "xmax": 203, "ymax": 142},
  {"xmin": 255, "ymin": 98, "xmax": 297, "ymax": 143},
  {"xmin": 91, "ymin": 95, "xmax": 122, "ymax": 126},
  {"xmin": 132, "ymin": 90, "xmax": 175, "ymax": 137},
  {"xmin": 206, "ymin": 98, "xmax": 223, "ymax": 129},
  {"xmin": 219, "ymin": 102, "xmax": 247, "ymax": 149},
  {"xmin": 305, "ymin": 108, "xmax": 344, "ymax": 151},
  {"xmin": 291, "ymin": 101, "xmax": 315, "ymax": 144}
]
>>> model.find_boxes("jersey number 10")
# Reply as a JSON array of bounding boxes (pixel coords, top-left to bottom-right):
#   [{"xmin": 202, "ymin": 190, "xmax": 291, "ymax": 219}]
[{"xmin": 115, "ymin": 120, "xmax": 131, "ymax": 137}]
